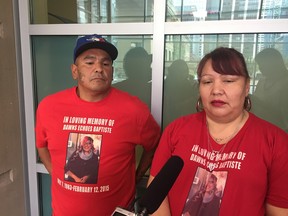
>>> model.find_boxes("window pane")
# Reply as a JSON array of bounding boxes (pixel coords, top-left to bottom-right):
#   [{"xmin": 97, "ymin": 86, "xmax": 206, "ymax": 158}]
[
  {"xmin": 32, "ymin": 36, "xmax": 77, "ymax": 104},
  {"xmin": 163, "ymin": 33, "xmax": 288, "ymax": 133},
  {"xmin": 32, "ymin": 35, "xmax": 152, "ymax": 109},
  {"xmin": 38, "ymin": 173, "xmax": 52, "ymax": 216},
  {"xmin": 166, "ymin": 0, "xmax": 288, "ymax": 22},
  {"xmin": 30, "ymin": 0, "xmax": 153, "ymax": 24}
]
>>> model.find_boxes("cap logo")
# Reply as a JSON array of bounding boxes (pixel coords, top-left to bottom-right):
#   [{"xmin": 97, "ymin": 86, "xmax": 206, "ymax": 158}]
[{"xmin": 86, "ymin": 36, "xmax": 106, "ymax": 43}]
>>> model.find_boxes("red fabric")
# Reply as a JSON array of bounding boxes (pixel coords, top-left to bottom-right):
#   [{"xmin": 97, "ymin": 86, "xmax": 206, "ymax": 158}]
[
  {"xmin": 36, "ymin": 87, "xmax": 160, "ymax": 216},
  {"xmin": 150, "ymin": 112, "xmax": 288, "ymax": 216}
]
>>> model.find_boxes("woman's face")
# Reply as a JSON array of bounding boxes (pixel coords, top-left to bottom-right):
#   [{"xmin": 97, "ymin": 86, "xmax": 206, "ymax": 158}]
[
  {"xmin": 206, "ymin": 177, "xmax": 216, "ymax": 192},
  {"xmin": 82, "ymin": 140, "xmax": 93, "ymax": 152},
  {"xmin": 199, "ymin": 59, "xmax": 250, "ymax": 121}
]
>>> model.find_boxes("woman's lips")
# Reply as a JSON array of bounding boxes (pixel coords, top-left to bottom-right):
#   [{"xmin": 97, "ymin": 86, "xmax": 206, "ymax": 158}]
[{"xmin": 211, "ymin": 100, "xmax": 226, "ymax": 107}]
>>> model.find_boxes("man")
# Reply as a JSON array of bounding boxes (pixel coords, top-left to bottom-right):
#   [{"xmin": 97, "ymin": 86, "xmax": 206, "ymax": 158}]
[{"xmin": 35, "ymin": 34, "xmax": 161, "ymax": 216}]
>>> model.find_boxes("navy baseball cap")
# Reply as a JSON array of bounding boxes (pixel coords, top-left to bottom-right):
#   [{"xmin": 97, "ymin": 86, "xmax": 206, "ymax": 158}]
[{"xmin": 73, "ymin": 34, "xmax": 118, "ymax": 62}]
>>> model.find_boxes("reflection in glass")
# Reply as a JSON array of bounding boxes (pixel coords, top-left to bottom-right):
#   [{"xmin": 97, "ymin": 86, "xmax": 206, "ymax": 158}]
[
  {"xmin": 163, "ymin": 33, "xmax": 288, "ymax": 131},
  {"xmin": 163, "ymin": 59, "xmax": 198, "ymax": 128},
  {"xmin": 113, "ymin": 46, "xmax": 152, "ymax": 108},
  {"xmin": 252, "ymin": 48, "xmax": 288, "ymax": 132},
  {"xmin": 30, "ymin": 0, "xmax": 153, "ymax": 24},
  {"xmin": 166, "ymin": 0, "xmax": 288, "ymax": 22}
]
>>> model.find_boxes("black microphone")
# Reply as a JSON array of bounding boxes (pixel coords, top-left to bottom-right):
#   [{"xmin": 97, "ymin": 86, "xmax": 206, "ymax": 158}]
[{"xmin": 137, "ymin": 155, "xmax": 184, "ymax": 215}]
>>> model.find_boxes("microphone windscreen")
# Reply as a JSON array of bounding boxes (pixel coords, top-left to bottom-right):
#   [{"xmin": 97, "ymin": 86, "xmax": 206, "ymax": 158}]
[{"xmin": 138, "ymin": 156, "xmax": 184, "ymax": 214}]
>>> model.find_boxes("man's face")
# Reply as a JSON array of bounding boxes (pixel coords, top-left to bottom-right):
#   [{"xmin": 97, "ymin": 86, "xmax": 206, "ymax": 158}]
[{"xmin": 72, "ymin": 48, "xmax": 113, "ymax": 101}]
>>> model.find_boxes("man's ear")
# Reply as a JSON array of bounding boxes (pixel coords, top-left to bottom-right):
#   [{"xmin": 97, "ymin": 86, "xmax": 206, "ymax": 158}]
[{"xmin": 71, "ymin": 63, "xmax": 78, "ymax": 80}]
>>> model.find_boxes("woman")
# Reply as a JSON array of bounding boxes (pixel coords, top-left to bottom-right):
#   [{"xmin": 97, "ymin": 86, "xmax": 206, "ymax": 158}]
[
  {"xmin": 182, "ymin": 174, "xmax": 221, "ymax": 216},
  {"xmin": 65, "ymin": 136, "xmax": 99, "ymax": 184},
  {"xmin": 148, "ymin": 47, "xmax": 288, "ymax": 216}
]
